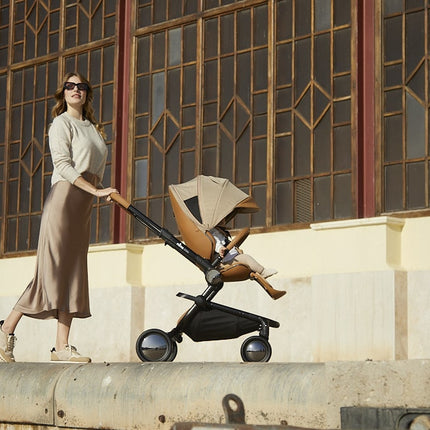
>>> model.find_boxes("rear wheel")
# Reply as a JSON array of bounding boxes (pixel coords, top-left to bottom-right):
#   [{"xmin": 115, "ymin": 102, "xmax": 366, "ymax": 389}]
[
  {"xmin": 135, "ymin": 329, "xmax": 177, "ymax": 362},
  {"xmin": 240, "ymin": 336, "xmax": 272, "ymax": 362},
  {"xmin": 167, "ymin": 339, "xmax": 178, "ymax": 362}
]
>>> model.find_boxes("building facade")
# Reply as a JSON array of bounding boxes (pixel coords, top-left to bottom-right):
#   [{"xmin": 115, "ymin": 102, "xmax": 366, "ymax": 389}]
[{"xmin": 0, "ymin": 0, "xmax": 429, "ymax": 363}]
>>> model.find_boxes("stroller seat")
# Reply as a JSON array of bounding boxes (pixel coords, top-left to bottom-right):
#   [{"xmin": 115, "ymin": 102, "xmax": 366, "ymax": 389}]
[
  {"xmin": 169, "ymin": 177, "xmax": 283, "ymax": 297},
  {"xmin": 169, "ymin": 187, "xmax": 255, "ymax": 282}
]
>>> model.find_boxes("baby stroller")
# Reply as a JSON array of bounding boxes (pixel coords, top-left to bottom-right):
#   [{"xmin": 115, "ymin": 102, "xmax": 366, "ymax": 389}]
[{"xmin": 111, "ymin": 175, "xmax": 281, "ymax": 362}]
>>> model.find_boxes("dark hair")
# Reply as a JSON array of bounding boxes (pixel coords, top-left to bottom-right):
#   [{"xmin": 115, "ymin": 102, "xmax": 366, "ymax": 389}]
[{"xmin": 51, "ymin": 72, "xmax": 106, "ymax": 139}]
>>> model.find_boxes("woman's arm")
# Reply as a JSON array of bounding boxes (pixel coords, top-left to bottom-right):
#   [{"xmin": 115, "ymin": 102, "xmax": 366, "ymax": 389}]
[
  {"xmin": 73, "ymin": 176, "xmax": 118, "ymax": 199},
  {"xmin": 49, "ymin": 118, "xmax": 82, "ymax": 184}
]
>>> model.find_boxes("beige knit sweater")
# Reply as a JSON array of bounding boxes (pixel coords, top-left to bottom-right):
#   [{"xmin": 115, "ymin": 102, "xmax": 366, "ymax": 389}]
[{"xmin": 48, "ymin": 112, "xmax": 108, "ymax": 186}]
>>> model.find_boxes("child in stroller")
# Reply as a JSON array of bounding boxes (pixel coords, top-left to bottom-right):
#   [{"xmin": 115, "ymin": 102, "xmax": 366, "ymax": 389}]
[{"xmin": 210, "ymin": 221, "xmax": 284, "ymax": 299}]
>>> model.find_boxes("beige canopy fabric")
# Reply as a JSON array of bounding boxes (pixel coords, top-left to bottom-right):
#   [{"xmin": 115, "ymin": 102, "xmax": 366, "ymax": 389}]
[{"xmin": 169, "ymin": 175, "xmax": 259, "ymax": 231}]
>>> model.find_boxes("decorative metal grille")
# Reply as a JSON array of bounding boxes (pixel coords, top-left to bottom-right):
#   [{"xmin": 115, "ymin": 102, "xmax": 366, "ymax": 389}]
[
  {"xmin": 12, "ymin": 0, "xmax": 61, "ymax": 63},
  {"xmin": 6, "ymin": 63, "xmax": 58, "ymax": 253},
  {"xmin": 64, "ymin": 0, "xmax": 116, "ymax": 49},
  {"xmin": 0, "ymin": 1, "xmax": 9, "ymax": 68},
  {"xmin": 274, "ymin": 0, "xmax": 353, "ymax": 224},
  {"xmin": 1, "ymin": 0, "xmax": 360, "ymax": 253},
  {"xmin": 381, "ymin": 0, "xmax": 430, "ymax": 212},
  {"xmin": 201, "ymin": 4, "xmax": 271, "ymax": 229},
  {"xmin": 1, "ymin": 1, "xmax": 118, "ymax": 256},
  {"xmin": 136, "ymin": 0, "xmax": 198, "ymax": 27},
  {"xmin": 131, "ymin": 0, "xmax": 354, "ymax": 240},
  {"xmin": 133, "ymin": 22, "xmax": 198, "ymax": 238}
]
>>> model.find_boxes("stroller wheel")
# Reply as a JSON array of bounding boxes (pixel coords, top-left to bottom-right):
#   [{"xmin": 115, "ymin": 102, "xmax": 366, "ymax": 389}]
[
  {"xmin": 240, "ymin": 336, "xmax": 272, "ymax": 362},
  {"xmin": 167, "ymin": 340, "xmax": 178, "ymax": 362},
  {"xmin": 135, "ymin": 329, "xmax": 177, "ymax": 362}
]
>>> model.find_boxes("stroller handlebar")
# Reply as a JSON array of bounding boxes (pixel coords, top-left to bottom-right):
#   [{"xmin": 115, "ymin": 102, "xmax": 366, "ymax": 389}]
[
  {"xmin": 110, "ymin": 192, "xmax": 130, "ymax": 210},
  {"xmin": 111, "ymin": 193, "xmax": 223, "ymax": 286}
]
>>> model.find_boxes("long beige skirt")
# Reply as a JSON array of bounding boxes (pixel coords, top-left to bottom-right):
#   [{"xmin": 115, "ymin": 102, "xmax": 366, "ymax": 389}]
[{"xmin": 14, "ymin": 173, "xmax": 98, "ymax": 320}]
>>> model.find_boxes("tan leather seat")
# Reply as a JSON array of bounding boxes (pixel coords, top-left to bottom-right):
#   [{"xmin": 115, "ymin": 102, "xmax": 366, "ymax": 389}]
[{"xmin": 169, "ymin": 188, "xmax": 252, "ymax": 282}]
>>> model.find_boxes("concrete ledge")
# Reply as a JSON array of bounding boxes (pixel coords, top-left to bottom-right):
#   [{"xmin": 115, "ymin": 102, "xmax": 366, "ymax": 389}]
[
  {"xmin": 0, "ymin": 362, "xmax": 70, "ymax": 425},
  {"xmin": 1, "ymin": 360, "xmax": 430, "ymax": 429}
]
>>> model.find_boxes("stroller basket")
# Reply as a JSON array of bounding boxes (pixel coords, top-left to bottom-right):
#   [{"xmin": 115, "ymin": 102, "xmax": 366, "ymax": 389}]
[
  {"xmin": 178, "ymin": 291, "xmax": 280, "ymax": 342},
  {"xmin": 184, "ymin": 309, "xmax": 259, "ymax": 342}
]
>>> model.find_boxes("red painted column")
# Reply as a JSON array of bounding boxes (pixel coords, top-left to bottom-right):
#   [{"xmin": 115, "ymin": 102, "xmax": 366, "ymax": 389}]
[
  {"xmin": 113, "ymin": 0, "xmax": 132, "ymax": 243},
  {"xmin": 357, "ymin": 0, "xmax": 376, "ymax": 218}
]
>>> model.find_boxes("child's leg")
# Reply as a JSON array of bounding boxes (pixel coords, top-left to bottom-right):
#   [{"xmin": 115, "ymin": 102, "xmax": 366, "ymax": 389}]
[
  {"xmin": 233, "ymin": 254, "xmax": 285, "ymax": 299},
  {"xmin": 234, "ymin": 254, "xmax": 278, "ymax": 279},
  {"xmin": 233, "ymin": 253, "xmax": 264, "ymax": 273}
]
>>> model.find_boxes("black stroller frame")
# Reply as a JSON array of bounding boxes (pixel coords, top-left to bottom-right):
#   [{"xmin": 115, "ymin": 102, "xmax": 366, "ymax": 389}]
[{"xmin": 111, "ymin": 192, "xmax": 280, "ymax": 362}]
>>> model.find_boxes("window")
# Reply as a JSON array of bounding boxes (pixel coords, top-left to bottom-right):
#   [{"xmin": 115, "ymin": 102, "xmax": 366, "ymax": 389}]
[
  {"xmin": 0, "ymin": 1, "xmax": 118, "ymax": 256},
  {"xmin": 275, "ymin": 0, "xmax": 353, "ymax": 224},
  {"xmin": 3, "ymin": 0, "xmax": 419, "ymax": 254},
  {"xmin": 381, "ymin": 0, "xmax": 430, "ymax": 213},
  {"xmin": 130, "ymin": 0, "xmax": 354, "ymax": 240}
]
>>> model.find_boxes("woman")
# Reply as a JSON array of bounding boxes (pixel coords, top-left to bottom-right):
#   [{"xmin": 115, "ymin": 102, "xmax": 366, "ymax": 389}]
[{"xmin": 0, "ymin": 72, "xmax": 118, "ymax": 363}]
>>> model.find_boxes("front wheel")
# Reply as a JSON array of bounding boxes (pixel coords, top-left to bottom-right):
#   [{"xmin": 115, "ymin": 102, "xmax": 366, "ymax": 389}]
[
  {"xmin": 240, "ymin": 336, "xmax": 272, "ymax": 362},
  {"xmin": 135, "ymin": 329, "xmax": 177, "ymax": 362}
]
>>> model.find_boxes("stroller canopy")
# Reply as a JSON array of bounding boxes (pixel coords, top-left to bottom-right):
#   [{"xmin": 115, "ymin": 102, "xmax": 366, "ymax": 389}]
[{"xmin": 169, "ymin": 175, "xmax": 259, "ymax": 231}]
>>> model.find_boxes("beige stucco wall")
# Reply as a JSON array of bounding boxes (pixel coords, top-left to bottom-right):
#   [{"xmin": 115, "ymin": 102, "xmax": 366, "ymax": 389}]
[{"xmin": 0, "ymin": 215, "xmax": 429, "ymax": 363}]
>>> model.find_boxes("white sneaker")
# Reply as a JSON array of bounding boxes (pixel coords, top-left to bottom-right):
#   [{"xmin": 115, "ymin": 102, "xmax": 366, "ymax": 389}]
[
  {"xmin": 0, "ymin": 320, "xmax": 16, "ymax": 363},
  {"xmin": 50, "ymin": 345, "xmax": 91, "ymax": 363}
]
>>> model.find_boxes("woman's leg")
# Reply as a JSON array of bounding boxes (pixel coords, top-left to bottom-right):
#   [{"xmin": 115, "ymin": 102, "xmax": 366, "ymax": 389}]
[
  {"xmin": 56, "ymin": 311, "xmax": 73, "ymax": 351},
  {"xmin": 1, "ymin": 309, "xmax": 23, "ymax": 334},
  {"xmin": 52, "ymin": 311, "xmax": 91, "ymax": 362},
  {"xmin": 0, "ymin": 310, "xmax": 22, "ymax": 362}
]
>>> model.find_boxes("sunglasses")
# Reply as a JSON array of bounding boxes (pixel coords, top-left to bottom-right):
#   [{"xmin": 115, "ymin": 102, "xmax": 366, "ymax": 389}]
[{"xmin": 63, "ymin": 82, "xmax": 89, "ymax": 91}]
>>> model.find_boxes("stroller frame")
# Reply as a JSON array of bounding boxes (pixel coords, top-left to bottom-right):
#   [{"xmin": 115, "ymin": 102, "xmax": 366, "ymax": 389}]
[{"xmin": 111, "ymin": 193, "xmax": 280, "ymax": 362}]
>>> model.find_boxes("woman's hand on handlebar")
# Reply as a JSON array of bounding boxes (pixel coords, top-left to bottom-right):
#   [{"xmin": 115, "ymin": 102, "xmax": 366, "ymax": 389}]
[{"xmin": 96, "ymin": 187, "xmax": 119, "ymax": 201}]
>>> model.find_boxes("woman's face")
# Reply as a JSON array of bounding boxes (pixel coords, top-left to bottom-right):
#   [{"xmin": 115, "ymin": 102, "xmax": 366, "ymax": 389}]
[{"xmin": 63, "ymin": 75, "xmax": 87, "ymax": 111}]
